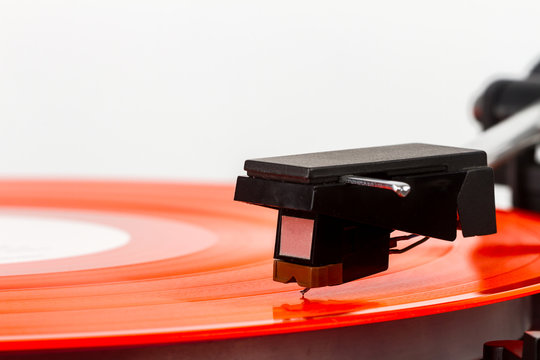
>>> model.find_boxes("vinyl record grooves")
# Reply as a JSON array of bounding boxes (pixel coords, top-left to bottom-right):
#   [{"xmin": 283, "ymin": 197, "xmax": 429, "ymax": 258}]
[{"xmin": 1, "ymin": 180, "xmax": 540, "ymax": 358}]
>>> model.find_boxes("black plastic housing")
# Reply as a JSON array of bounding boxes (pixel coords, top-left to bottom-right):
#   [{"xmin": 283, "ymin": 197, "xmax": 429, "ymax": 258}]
[
  {"xmin": 236, "ymin": 143, "xmax": 496, "ymax": 240},
  {"xmin": 234, "ymin": 143, "xmax": 496, "ymax": 286}
]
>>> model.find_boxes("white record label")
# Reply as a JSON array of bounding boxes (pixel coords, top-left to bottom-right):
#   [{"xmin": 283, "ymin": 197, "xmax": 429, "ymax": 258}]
[{"xmin": 0, "ymin": 215, "xmax": 130, "ymax": 264}]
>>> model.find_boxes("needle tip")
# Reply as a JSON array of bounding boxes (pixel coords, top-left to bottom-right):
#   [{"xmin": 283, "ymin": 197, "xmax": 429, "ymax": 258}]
[{"xmin": 300, "ymin": 287, "xmax": 311, "ymax": 298}]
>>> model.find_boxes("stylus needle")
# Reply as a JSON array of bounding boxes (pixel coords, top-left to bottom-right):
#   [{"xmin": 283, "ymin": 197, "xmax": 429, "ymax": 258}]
[{"xmin": 300, "ymin": 288, "xmax": 311, "ymax": 298}]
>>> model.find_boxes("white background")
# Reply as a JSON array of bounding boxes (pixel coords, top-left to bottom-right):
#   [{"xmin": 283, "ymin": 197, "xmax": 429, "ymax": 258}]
[{"xmin": 0, "ymin": 1, "xmax": 538, "ymax": 183}]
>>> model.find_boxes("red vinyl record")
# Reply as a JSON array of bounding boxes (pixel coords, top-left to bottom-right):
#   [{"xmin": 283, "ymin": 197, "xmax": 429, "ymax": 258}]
[{"xmin": 0, "ymin": 180, "xmax": 539, "ymax": 353}]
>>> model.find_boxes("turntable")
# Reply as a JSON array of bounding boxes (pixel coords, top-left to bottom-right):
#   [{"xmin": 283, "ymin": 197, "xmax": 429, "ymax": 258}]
[{"xmin": 3, "ymin": 63, "xmax": 540, "ymax": 360}]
